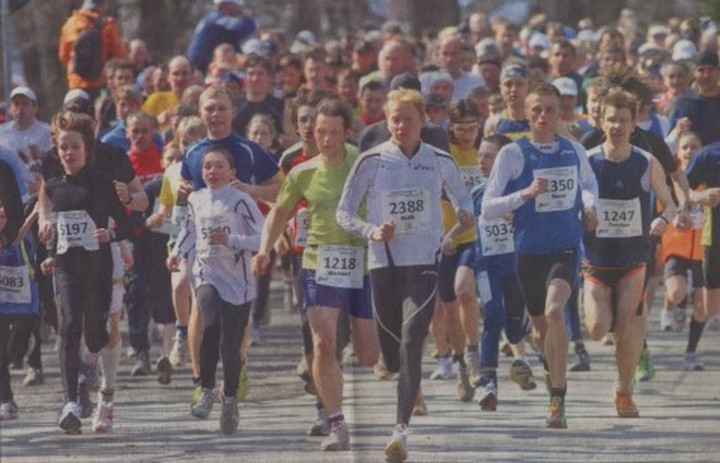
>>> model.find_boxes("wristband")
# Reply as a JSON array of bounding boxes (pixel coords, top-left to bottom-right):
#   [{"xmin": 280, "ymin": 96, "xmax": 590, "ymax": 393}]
[{"xmin": 658, "ymin": 215, "xmax": 669, "ymax": 224}]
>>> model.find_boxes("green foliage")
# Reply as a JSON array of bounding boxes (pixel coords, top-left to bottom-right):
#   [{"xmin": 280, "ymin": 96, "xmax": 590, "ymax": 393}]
[{"xmin": 706, "ymin": 0, "xmax": 720, "ymax": 22}]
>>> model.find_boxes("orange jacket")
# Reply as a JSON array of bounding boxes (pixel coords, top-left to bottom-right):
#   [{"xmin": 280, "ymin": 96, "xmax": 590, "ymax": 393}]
[
  {"xmin": 58, "ymin": 9, "xmax": 126, "ymax": 90},
  {"xmin": 661, "ymin": 205, "xmax": 704, "ymax": 262}
]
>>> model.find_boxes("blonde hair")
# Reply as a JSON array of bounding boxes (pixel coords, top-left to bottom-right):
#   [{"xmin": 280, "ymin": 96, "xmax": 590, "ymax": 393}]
[
  {"xmin": 198, "ymin": 84, "xmax": 237, "ymax": 109},
  {"xmin": 384, "ymin": 88, "xmax": 425, "ymax": 119},
  {"xmin": 176, "ymin": 115, "xmax": 207, "ymax": 147}
]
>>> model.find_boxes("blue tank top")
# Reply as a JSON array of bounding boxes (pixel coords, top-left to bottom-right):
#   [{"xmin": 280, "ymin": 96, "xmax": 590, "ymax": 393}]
[
  {"xmin": 495, "ymin": 118, "xmax": 531, "ymax": 140},
  {"xmin": 509, "ymin": 137, "xmax": 584, "ymax": 254},
  {"xmin": 646, "ymin": 112, "xmax": 664, "ymax": 138},
  {"xmin": 583, "ymin": 146, "xmax": 652, "ymax": 267},
  {"xmin": 0, "ymin": 239, "xmax": 39, "ymax": 316}
]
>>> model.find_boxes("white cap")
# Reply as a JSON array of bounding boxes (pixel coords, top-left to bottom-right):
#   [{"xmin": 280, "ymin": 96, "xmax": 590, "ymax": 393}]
[
  {"xmin": 214, "ymin": 0, "xmax": 245, "ymax": 6},
  {"xmin": 9, "ymin": 86, "xmax": 37, "ymax": 103},
  {"xmin": 637, "ymin": 42, "xmax": 661, "ymax": 55},
  {"xmin": 673, "ymin": 39, "xmax": 698, "ymax": 60},
  {"xmin": 475, "ymin": 38, "xmax": 499, "ymax": 57},
  {"xmin": 552, "ymin": 77, "xmax": 578, "ymax": 96},
  {"xmin": 528, "ymin": 32, "xmax": 550, "ymax": 50},
  {"xmin": 296, "ymin": 30, "xmax": 316, "ymax": 45},
  {"xmin": 63, "ymin": 89, "xmax": 90, "ymax": 105}
]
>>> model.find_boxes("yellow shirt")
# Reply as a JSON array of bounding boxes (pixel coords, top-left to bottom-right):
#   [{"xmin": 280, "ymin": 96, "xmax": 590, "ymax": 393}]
[
  {"xmin": 141, "ymin": 91, "xmax": 178, "ymax": 118},
  {"xmin": 442, "ymin": 144, "xmax": 479, "ymax": 245}
]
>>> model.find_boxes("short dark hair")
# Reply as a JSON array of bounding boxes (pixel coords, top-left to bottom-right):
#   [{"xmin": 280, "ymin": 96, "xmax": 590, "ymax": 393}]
[
  {"xmin": 601, "ymin": 90, "xmax": 638, "ymax": 120},
  {"xmin": 315, "ymin": 99, "xmax": 353, "ymax": 130},
  {"xmin": 244, "ymin": 54, "xmax": 274, "ymax": 74},
  {"xmin": 360, "ymin": 80, "xmax": 386, "ymax": 95},
  {"xmin": 202, "ymin": 144, "xmax": 236, "ymax": 170}
]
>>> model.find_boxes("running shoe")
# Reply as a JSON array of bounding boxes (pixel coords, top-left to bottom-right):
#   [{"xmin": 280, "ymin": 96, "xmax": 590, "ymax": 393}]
[
  {"xmin": 373, "ymin": 355, "xmax": 396, "ymax": 381},
  {"xmin": 412, "ymin": 389, "xmax": 428, "ymax": 416},
  {"xmin": 684, "ymin": 352, "xmax": 705, "ymax": 371},
  {"xmin": 465, "ymin": 349, "xmax": 482, "ymax": 387},
  {"xmin": 672, "ymin": 306, "xmax": 686, "ymax": 332},
  {"xmin": 23, "ymin": 367, "xmax": 45, "ymax": 386},
  {"xmin": 78, "ymin": 381, "xmax": 94, "ymax": 419},
  {"xmin": 615, "ymin": 390, "xmax": 639, "ymax": 418},
  {"xmin": 236, "ymin": 363, "xmax": 250, "ymax": 401},
  {"xmin": 321, "ymin": 420, "xmax": 350, "ymax": 451},
  {"xmin": 156, "ymin": 356, "xmax": 173, "ymax": 385},
  {"xmin": 569, "ymin": 347, "xmax": 591, "ymax": 372},
  {"xmin": 602, "ymin": 333, "xmax": 614, "ymax": 346},
  {"xmin": 635, "ymin": 347, "xmax": 655, "ymax": 382},
  {"xmin": 546, "ymin": 396, "xmax": 567, "ymax": 429},
  {"xmin": 58, "ymin": 401, "xmax": 82, "ymax": 434},
  {"xmin": 456, "ymin": 368, "xmax": 475, "ymax": 402},
  {"xmin": 92, "ymin": 395, "xmax": 114, "ymax": 433},
  {"xmin": 509, "ymin": 358, "xmax": 537, "ymax": 391},
  {"xmin": 190, "ymin": 388, "xmax": 214, "ymax": 419},
  {"xmin": 308, "ymin": 410, "xmax": 330, "ymax": 436},
  {"xmin": 660, "ymin": 308, "xmax": 674, "ymax": 332},
  {"xmin": 251, "ymin": 326, "xmax": 263, "ymax": 346},
  {"xmin": 130, "ymin": 350, "xmax": 151, "ymax": 376},
  {"xmin": 384, "ymin": 425, "xmax": 409, "ymax": 463},
  {"xmin": 477, "ymin": 375, "xmax": 498, "ymax": 412},
  {"xmin": 0, "ymin": 401, "xmax": 19, "ymax": 420},
  {"xmin": 190, "ymin": 384, "xmax": 203, "ymax": 408},
  {"xmin": 219, "ymin": 396, "xmax": 239, "ymax": 435},
  {"xmin": 169, "ymin": 336, "xmax": 187, "ymax": 367},
  {"xmin": 429, "ymin": 355, "xmax": 453, "ymax": 380}
]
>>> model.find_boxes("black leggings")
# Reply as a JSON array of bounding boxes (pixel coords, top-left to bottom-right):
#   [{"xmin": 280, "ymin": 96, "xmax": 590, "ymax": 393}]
[
  {"xmin": 370, "ymin": 264, "xmax": 438, "ymax": 426},
  {"xmin": 55, "ymin": 251, "xmax": 112, "ymax": 403},
  {"xmin": 251, "ymin": 250, "xmax": 276, "ymax": 329},
  {"xmin": 1, "ymin": 315, "xmax": 35, "ymax": 402},
  {"xmin": 196, "ymin": 285, "xmax": 251, "ymax": 398}
]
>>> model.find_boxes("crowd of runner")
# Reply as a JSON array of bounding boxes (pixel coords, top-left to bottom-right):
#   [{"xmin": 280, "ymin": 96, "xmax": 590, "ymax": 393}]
[{"xmin": 1, "ymin": 0, "xmax": 719, "ymax": 461}]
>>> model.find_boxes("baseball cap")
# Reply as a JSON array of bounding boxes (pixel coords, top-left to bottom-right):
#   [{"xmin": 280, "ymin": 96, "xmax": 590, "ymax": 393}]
[
  {"xmin": 528, "ymin": 32, "xmax": 551, "ymax": 50},
  {"xmin": 576, "ymin": 29, "xmax": 598, "ymax": 43},
  {"xmin": 500, "ymin": 64, "xmax": 529, "ymax": 81},
  {"xmin": 552, "ymin": 77, "xmax": 578, "ymax": 96},
  {"xmin": 389, "ymin": 72, "xmax": 421, "ymax": 92},
  {"xmin": 242, "ymin": 38, "xmax": 276, "ymax": 57},
  {"xmin": 62, "ymin": 89, "xmax": 93, "ymax": 116},
  {"xmin": 648, "ymin": 25, "xmax": 669, "ymax": 37},
  {"xmin": 672, "ymin": 39, "xmax": 698, "ymax": 61},
  {"xmin": 9, "ymin": 86, "xmax": 37, "ymax": 104}
]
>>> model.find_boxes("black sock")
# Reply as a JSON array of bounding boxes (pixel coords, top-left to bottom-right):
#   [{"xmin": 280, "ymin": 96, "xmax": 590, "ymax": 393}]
[
  {"xmin": 466, "ymin": 344, "xmax": 479, "ymax": 353},
  {"xmin": 328, "ymin": 413, "xmax": 344, "ymax": 425},
  {"xmin": 686, "ymin": 317, "xmax": 706, "ymax": 353},
  {"xmin": 192, "ymin": 376, "xmax": 200, "ymax": 386},
  {"xmin": 176, "ymin": 325, "xmax": 188, "ymax": 337},
  {"xmin": 453, "ymin": 352, "xmax": 467, "ymax": 370},
  {"xmin": 550, "ymin": 386, "xmax": 566, "ymax": 399},
  {"xmin": 574, "ymin": 341, "xmax": 587, "ymax": 354}
]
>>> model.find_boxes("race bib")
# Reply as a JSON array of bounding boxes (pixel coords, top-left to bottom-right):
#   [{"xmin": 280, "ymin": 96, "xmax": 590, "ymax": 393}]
[
  {"xmin": 382, "ymin": 189, "xmax": 431, "ymax": 234},
  {"xmin": 293, "ymin": 207, "xmax": 310, "ymax": 248},
  {"xmin": 196, "ymin": 215, "xmax": 236, "ymax": 258},
  {"xmin": 170, "ymin": 205, "xmax": 188, "ymax": 229},
  {"xmin": 478, "ymin": 215, "xmax": 515, "ymax": 256},
  {"xmin": 152, "ymin": 200, "xmax": 177, "ymax": 236},
  {"xmin": 459, "ymin": 167, "xmax": 484, "ymax": 192},
  {"xmin": 687, "ymin": 203, "xmax": 706, "ymax": 230},
  {"xmin": 56, "ymin": 210, "xmax": 98, "ymax": 254},
  {"xmin": 533, "ymin": 166, "xmax": 578, "ymax": 212},
  {"xmin": 596, "ymin": 198, "xmax": 642, "ymax": 238},
  {"xmin": 316, "ymin": 245, "xmax": 364, "ymax": 289},
  {"xmin": 0, "ymin": 265, "xmax": 31, "ymax": 304}
]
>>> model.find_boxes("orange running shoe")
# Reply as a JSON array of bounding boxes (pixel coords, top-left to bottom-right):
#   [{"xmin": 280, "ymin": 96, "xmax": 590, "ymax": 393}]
[
  {"xmin": 546, "ymin": 396, "xmax": 567, "ymax": 429},
  {"xmin": 615, "ymin": 390, "xmax": 640, "ymax": 418}
]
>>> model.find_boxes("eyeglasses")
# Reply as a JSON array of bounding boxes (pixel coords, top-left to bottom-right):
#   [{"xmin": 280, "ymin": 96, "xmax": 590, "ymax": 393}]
[{"xmin": 451, "ymin": 122, "xmax": 480, "ymax": 132}]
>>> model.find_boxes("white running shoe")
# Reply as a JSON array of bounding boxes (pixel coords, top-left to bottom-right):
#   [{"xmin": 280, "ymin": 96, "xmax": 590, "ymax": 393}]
[
  {"xmin": 321, "ymin": 420, "xmax": 350, "ymax": 451},
  {"xmin": 661, "ymin": 308, "xmax": 675, "ymax": 332},
  {"xmin": 169, "ymin": 336, "xmax": 187, "ymax": 367},
  {"xmin": 0, "ymin": 401, "xmax": 19, "ymax": 420},
  {"xmin": 384, "ymin": 425, "xmax": 409, "ymax": 462},
  {"xmin": 684, "ymin": 352, "xmax": 704, "ymax": 371},
  {"xmin": 429, "ymin": 355, "xmax": 453, "ymax": 380},
  {"xmin": 58, "ymin": 401, "xmax": 82, "ymax": 434},
  {"xmin": 92, "ymin": 395, "xmax": 114, "ymax": 433}
]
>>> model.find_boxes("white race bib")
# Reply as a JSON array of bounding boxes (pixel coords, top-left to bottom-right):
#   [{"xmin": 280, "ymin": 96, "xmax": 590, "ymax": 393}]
[
  {"xmin": 596, "ymin": 198, "xmax": 642, "ymax": 238},
  {"xmin": 293, "ymin": 207, "xmax": 310, "ymax": 248},
  {"xmin": 533, "ymin": 166, "xmax": 578, "ymax": 212},
  {"xmin": 196, "ymin": 215, "xmax": 236, "ymax": 258},
  {"xmin": 478, "ymin": 215, "xmax": 515, "ymax": 256},
  {"xmin": 0, "ymin": 265, "xmax": 31, "ymax": 304},
  {"xmin": 316, "ymin": 245, "xmax": 364, "ymax": 289},
  {"xmin": 382, "ymin": 189, "xmax": 431, "ymax": 234},
  {"xmin": 56, "ymin": 210, "xmax": 98, "ymax": 254},
  {"xmin": 170, "ymin": 205, "xmax": 188, "ymax": 229},
  {"xmin": 687, "ymin": 203, "xmax": 706, "ymax": 230},
  {"xmin": 459, "ymin": 167, "xmax": 484, "ymax": 192}
]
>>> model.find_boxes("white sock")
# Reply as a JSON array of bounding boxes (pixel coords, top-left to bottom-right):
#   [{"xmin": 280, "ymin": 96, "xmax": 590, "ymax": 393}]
[{"xmin": 100, "ymin": 340, "xmax": 121, "ymax": 395}]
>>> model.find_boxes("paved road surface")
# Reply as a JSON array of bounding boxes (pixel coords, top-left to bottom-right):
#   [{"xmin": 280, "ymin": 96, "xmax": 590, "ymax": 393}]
[{"xmin": 1, "ymin": 281, "xmax": 719, "ymax": 462}]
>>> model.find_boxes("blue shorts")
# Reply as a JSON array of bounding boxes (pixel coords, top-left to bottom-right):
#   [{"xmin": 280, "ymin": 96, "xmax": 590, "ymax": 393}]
[
  {"xmin": 302, "ymin": 269, "xmax": 373, "ymax": 320},
  {"xmin": 438, "ymin": 243, "xmax": 476, "ymax": 303}
]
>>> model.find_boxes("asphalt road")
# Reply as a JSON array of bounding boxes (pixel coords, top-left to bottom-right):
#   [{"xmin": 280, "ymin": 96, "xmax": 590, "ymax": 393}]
[{"xmin": 1, "ymin": 281, "xmax": 719, "ymax": 462}]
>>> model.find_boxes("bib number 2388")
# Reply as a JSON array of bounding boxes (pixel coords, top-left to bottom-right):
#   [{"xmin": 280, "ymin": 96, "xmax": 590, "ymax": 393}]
[{"xmin": 382, "ymin": 189, "xmax": 431, "ymax": 234}]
